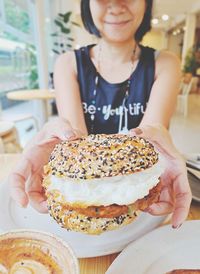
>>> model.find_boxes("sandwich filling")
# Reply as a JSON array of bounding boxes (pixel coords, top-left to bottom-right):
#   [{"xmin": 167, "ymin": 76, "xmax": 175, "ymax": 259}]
[{"xmin": 47, "ymin": 159, "xmax": 164, "ymax": 207}]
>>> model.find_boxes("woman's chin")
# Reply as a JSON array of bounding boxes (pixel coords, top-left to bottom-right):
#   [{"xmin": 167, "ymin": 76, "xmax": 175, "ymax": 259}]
[{"xmin": 103, "ymin": 34, "xmax": 135, "ymax": 44}]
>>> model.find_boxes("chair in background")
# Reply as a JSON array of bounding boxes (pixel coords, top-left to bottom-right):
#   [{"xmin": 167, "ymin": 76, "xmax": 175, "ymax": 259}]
[
  {"xmin": 0, "ymin": 95, "xmax": 39, "ymax": 132},
  {"xmin": 0, "ymin": 103, "xmax": 39, "ymax": 150},
  {"xmin": 0, "ymin": 121, "xmax": 22, "ymax": 153},
  {"xmin": 177, "ymin": 77, "xmax": 194, "ymax": 117},
  {"xmin": 6, "ymin": 113, "xmax": 39, "ymax": 132}
]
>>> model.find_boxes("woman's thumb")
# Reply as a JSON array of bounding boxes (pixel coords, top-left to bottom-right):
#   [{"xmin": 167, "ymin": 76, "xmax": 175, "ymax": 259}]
[
  {"xmin": 59, "ymin": 129, "xmax": 78, "ymax": 141},
  {"xmin": 130, "ymin": 127, "xmax": 143, "ymax": 136}
]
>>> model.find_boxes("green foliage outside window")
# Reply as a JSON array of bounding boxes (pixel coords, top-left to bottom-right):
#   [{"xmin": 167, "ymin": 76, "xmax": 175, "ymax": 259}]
[
  {"xmin": 26, "ymin": 44, "xmax": 39, "ymax": 89},
  {"xmin": 4, "ymin": 0, "xmax": 30, "ymax": 33},
  {"xmin": 52, "ymin": 11, "xmax": 80, "ymax": 55}
]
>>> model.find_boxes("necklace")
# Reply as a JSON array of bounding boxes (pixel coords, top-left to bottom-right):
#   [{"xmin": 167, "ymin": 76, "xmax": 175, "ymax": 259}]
[{"xmin": 90, "ymin": 43, "xmax": 137, "ymax": 134}]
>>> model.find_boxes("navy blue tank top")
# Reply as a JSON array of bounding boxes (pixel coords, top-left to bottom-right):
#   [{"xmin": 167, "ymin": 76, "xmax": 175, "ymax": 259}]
[{"xmin": 75, "ymin": 44, "xmax": 155, "ymax": 134}]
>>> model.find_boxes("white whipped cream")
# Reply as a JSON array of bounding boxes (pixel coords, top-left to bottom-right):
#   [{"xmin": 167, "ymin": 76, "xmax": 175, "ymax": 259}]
[{"xmin": 48, "ymin": 160, "xmax": 165, "ymax": 206}]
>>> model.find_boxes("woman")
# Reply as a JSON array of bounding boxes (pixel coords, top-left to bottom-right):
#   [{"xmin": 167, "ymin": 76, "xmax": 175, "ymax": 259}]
[{"xmin": 8, "ymin": 0, "xmax": 191, "ymax": 228}]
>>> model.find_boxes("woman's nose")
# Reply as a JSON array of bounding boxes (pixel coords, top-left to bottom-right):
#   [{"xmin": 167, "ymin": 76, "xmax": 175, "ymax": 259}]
[{"xmin": 107, "ymin": 0, "xmax": 126, "ymax": 15}]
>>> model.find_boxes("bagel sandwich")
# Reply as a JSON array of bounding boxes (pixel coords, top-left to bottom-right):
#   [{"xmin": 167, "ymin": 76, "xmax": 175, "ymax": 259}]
[{"xmin": 43, "ymin": 134, "xmax": 164, "ymax": 235}]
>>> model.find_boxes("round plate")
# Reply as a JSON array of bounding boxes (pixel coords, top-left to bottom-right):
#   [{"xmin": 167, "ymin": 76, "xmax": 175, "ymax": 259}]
[
  {"xmin": 106, "ymin": 220, "xmax": 200, "ymax": 274},
  {"xmin": 0, "ymin": 181, "xmax": 166, "ymax": 258}
]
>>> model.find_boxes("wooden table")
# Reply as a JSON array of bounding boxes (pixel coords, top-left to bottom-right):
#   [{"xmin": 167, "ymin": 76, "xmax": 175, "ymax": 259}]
[
  {"xmin": 6, "ymin": 89, "xmax": 55, "ymax": 101},
  {"xmin": 6, "ymin": 89, "xmax": 56, "ymax": 126},
  {"xmin": 1, "ymin": 154, "xmax": 200, "ymax": 274}
]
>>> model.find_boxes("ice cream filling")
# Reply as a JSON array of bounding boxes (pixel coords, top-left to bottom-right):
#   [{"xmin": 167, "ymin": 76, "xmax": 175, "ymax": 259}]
[{"xmin": 48, "ymin": 160, "xmax": 165, "ymax": 206}]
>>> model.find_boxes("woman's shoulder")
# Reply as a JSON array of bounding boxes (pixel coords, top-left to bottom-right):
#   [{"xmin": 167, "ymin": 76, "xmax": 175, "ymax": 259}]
[
  {"xmin": 55, "ymin": 50, "xmax": 76, "ymax": 66},
  {"xmin": 54, "ymin": 50, "xmax": 77, "ymax": 75},
  {"xmin": 54, "ymin": 44, "xmax": 96, "ymax": 75},
  {"xmin": 140, "ymin": 45, "xmax": 180, "ymax": 63},
  {"xmin": 55, "ymin": 44, "xmax": 91, "ymax": 63},
  {"xmin": 155, "ymin": 49, "xmax": 181, "ymax": 78},
  {"xmin": 155, "ymin": 49, "xmax": 181, "ymax": 65}
]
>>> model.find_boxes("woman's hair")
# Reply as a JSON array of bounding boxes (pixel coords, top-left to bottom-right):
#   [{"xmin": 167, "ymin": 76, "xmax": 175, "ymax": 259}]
[{"xmin": 80, "ymin": 0, "xmax": 153, "ymax": 42}]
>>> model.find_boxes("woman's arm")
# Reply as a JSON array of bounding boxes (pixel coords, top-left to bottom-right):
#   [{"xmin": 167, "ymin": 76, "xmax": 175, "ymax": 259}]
[
  {"xmin": 140, "ymin": 50, "xmax": 181, "ymax": 128},
  {"xmin": 54, "ymin": 51, "xmax": 88, "ymax": 135}
]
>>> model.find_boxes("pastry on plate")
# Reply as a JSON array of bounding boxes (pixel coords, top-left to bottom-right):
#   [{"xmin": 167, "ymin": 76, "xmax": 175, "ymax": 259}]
[{"xmin": 43, "ymin": 134, "xmax": 164, "ymax": 235}]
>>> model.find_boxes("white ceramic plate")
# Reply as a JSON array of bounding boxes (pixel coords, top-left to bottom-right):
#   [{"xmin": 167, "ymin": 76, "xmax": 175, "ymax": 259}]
[
  {"xmin": 0, "ymin": 181, "xmax": 165, "ymax": 258},
  {"xmin": 187, "ymin": 169, "xmax": 200, "ymax": 202},
  {"xmin": 185, "ymin": 153, "xmax": 200, "ymax": 171},
  {"xmin": 106, "ymin": 220, "xmax": 200, "ymax": 274}
]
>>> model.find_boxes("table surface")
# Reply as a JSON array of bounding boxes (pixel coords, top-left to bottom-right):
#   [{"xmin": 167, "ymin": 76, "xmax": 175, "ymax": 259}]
[
  {"xmin": 6, "ymin": 89, "xmax": 55, "ymax": 101},
  {"xmin": 1, "ymin": 154, "xmax": 200, "ymax": 274}
]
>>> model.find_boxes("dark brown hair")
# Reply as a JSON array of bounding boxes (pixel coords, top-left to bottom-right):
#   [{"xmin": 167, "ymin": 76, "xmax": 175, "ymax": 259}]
[{"xmin": 80, "ymin": 0, "xmax": 153, "ymax": 42}]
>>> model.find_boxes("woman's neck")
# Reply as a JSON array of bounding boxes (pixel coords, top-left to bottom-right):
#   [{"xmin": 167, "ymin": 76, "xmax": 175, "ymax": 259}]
[{"xmin": 97, "ymin": 39, "xmax": 138, "ymax": 65}]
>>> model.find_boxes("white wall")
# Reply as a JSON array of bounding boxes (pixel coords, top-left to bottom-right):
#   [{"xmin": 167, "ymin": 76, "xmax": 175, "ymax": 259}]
[
  {"xmin": 168, "ymin": 33, "xmax": 184, "ymax": 58},
  {"xmin": 142, "ymin": 29, "xmax": 167, "ymax": 50}
]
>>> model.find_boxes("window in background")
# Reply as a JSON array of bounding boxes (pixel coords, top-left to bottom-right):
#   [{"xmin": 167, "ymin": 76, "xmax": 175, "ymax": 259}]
[
  {"xmin": 0, "ymin": 0, "xmax": 38, "ymax": 109},
  {"xmin": 4, "ymin": 0, "xmax": 30, "ymax": 34}
]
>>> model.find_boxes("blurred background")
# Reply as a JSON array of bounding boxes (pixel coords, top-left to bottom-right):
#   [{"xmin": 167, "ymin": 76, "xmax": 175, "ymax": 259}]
[{"xmin": 0, "ymin": 0, "xmax": 199, "ymax": 156}]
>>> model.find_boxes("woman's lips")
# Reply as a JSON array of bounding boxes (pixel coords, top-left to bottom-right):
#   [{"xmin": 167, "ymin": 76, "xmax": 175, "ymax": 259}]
[{"xmin": 104, "ymin": 20, "xmax": 132, "ymax": 26}]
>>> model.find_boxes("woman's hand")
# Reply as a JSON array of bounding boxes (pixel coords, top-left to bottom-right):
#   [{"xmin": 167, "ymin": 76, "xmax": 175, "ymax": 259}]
[
  {"xmin": 8, "ymin": 118, "xmax": 83, "ymax": 213},
  {"xmin": 130, "ymin": 124, "xmax": 192, "ymax": 229}
]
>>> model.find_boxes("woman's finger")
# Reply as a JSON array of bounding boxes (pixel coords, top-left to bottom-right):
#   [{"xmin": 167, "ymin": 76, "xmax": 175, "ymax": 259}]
[
  {"xmin": 9, "ymin": 140, "xmax": 53, "ymax": 209},
  {"xmin": 130, "ymin": 124, "xmax": 180, "ymax": 159},
  {"xmin": 45, "ymin": 128, "xmax": 78, "ymax": 142},
  {"xmin": 37, "ymin": 120, "xmax": 81, "ymax": 146},
  {"xmin": 26, "ymin": 170, "xmax": 48, "ymax": 213},
  {"xmin": 37, "ymin": 134, "xmax": 79, "ymax": 147},
  {"xmin": 43, "ymin": 118, "xmax": 81, "ymax": 141},
  {"xmin": 145, "ymin": 186, "xmax": 174, "ymax": 216},
  {"xmin": 28, "ymin": 191, "xmax": 48, "ymax": 213},
  {"xmin": 8, "ymin": 157, "xmax": 32, "ymax": 207},
  {"xmin": 171, "ymin": 172, "xmax": 192, "ymax": 228},
  {"xmin": 146, "ymin": 201, "xmax": 174, "ymax": 216}
]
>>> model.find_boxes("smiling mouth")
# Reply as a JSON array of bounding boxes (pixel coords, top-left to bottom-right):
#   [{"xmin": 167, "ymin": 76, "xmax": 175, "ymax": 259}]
[{"xmin": 104, "ymin": 20, "xmax": 131, "ymax": 26}]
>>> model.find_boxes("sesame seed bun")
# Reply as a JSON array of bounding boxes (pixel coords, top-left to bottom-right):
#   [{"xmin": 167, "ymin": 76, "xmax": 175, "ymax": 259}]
[
  {"xmin": 43, "ymin": 134, "xmax": 163, "ymax": 235},
  {"xmin": 45, "ymin": 134, "xmax": 159, "ymax": 180}
]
